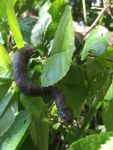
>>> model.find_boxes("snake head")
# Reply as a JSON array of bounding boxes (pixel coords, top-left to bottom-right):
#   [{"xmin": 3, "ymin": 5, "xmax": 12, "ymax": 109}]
[
  {"xmin": 53, "ymin": 87, "xmax": 73, "ymax": 123},
  {"xmin": 57, "ymin": 107, "xmax": 73, "ymax": 123}
]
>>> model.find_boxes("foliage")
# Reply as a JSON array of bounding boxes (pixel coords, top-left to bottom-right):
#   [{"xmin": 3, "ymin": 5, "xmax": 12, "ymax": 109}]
[{"xmin": 0, "ymin": 0, "xmax": 113, "ymax": 150}]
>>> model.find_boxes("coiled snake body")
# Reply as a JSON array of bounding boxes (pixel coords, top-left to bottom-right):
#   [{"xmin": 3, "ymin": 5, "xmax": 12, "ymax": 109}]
[{"xmin": 13, "ymin": 45, "xmax": 73, "ymax": 123}]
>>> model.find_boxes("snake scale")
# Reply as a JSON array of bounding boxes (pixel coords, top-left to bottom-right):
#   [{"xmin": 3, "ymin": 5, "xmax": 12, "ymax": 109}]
[{"xmin": 13, "ymin": 45, "xmax": 73, "ymax": 123}]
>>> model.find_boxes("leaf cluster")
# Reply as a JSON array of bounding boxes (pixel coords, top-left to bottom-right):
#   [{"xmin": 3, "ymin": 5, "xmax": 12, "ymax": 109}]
[{"xmin": 0, "ymin": 0, "xmax": 113, "ymax": 150}]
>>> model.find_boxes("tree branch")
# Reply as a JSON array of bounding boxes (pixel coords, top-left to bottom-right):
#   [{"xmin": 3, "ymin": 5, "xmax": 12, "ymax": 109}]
[{"xmin": 83, "ymin": 4, "xmax": 110, "ymax": 38}]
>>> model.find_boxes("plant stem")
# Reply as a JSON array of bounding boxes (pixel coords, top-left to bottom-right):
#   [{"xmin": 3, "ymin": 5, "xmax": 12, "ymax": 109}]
[
  {"xmin": 82, "ymin": 0, "xmax": 87, "ymax": 25},
  {"xmin": 91, "ymin": 7, "xmax": 103, "ymax": 10}
]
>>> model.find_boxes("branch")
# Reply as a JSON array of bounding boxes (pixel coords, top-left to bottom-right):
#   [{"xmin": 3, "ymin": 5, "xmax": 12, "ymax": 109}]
[{"xmin": 83, "ymin": 4, "xmax": 110, "ymax": 39}]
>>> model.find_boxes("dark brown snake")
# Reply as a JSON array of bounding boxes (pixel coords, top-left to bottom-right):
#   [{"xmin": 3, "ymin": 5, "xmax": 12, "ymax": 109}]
[{"xmin": 13, "ymin": 45, "xmax": 73, "ymax": 123}]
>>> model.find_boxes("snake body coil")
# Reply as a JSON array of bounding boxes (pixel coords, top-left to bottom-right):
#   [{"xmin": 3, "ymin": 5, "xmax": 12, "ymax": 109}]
[{"xmin": 13, "ymin": 45, "xmax": 73, "ymax": 123}]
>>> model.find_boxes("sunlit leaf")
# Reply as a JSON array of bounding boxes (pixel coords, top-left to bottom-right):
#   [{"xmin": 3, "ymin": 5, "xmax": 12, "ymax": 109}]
[
  {"xmin": 0, "ymin": 44, "xmax": 11, "ymax": 70},
  {"xmin": 31, "ymin": 12, "xmax": 52, "ymax": 49},
  {"xmin": 99, "ymin": 136, "xmax": 113, "ymax": 150},
  {"xmin": 0, "ymin": 101, "xmax": 18, "ymax": 136},
  {"xmin": 20, "ymin": 95, "xmax": 49, "ymax": 150},
  {"xmin": 86, "ymin": 59, "xmax": 112, "ymax": 99},
  {"xmin": 0, "ymin": 33, "xmax": 4, "ymax": 44},
  {"xmin": 39, "ymin": 1, "xmax": 51, "ymax": 16},
  {"xmin": 19, "ymin": 17, "xmax": 37, "ymax": 43},
  {"xmin": 0, "ymin": 80, "xmax": 12, "ymax": 100},
  {"xmin": 0, "ymin": 0, "xmax": 17, "ymax": 17},
  {"xmin": 58, "ymin": 64, "xmax": 88, "ymax": 117},
  {"xmin": 0, "ymin": 0, "xmax": 7, "ymax": 17},
  {"xmin": 41, "ymin": 52, "xmax": 72, "ymax": 86},
  {"xmin": 12, "ymin": 0, "xmax": 17, "ymax": 5},
  {"xmin": 50, "ymin": 6, "xmax": 75, "ymax": 55},
  {"xmin": 0, "ymin": 82, "xmax": 17, "ymax": 117},
  {"xmin": 41, "ymin": 6, "xmax": 75, "ymax": 86},
  {"xmin": 81, "ymin": 25, "xmax": 110, "ymax": 60},
  {"xmin": 68, "ymin": 132, "xmax": 113, "ymax": 150},
  {"xmin": 0, "ymin": 111, "xmax": 31, "ymax": 150},
  {"xmin": 102, "ymin": 81, "xmax": 113, "ymax": 131},
  {"xmin": 49, "ymin": 0, "xmax": 65, "ymax": 21},
  {"xmin": 6, "ymin": 0, "xmax": 24, "ymax": 48},
  {"xmin": 0, "ymin": 69, "xmax": 12, "ymax": 80},
  {"xmin": 46, "ymin": 0, "xmax": 66, "ymax": 41}
]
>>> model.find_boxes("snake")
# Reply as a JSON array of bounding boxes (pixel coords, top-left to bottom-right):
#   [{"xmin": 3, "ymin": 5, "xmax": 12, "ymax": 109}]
[{"xmin": 13, "ymin": 45, "xmax": 73, "ymax": 123}]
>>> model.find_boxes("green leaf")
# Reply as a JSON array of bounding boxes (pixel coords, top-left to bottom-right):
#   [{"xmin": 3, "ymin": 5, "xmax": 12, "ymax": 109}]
[
  {"xmin": 20, "ymin": 95, "xmax": 49, "ymax": 150},
  {"xmin": 6, "ymin": 0, "xmax": 24, "ymax": 48},
  {"xmin": 99, "ymin": 136, "xmax": 113, "ymax": 150},
  {"xmin": 46, "ymin": 0, "xmax": 66, "ymax": 41},
  {"xmin": 0, "ymin": 69, "xmax": 12, "ymax": 80},
  {"xmin": 49, "ymin": 0, "xmax": 65, "ymax": 22},
  {"xmin": 0, "ymin": 0, "xmax": 7, "ymax": 17},
  {"xmin": 0, "ymin": 101, "xmax": 18, "ymax": 136},
  {"xmin": 81, "ymin": 25, "xmax": 110, "ymax": 60},
  {"xmin": 41, "ymin": 52, "xmax": 72, "ymax": 86},
  {"xmin": 31, "ymin": 12, "xmax": 52, "ymax": 49},
  {"xmin": 50, "ymin": 6, "xmax": 75, "ymax": 55},
  {"xmin": 57, "ymin": 63, "xmax": 88, "ymax": 117},
  {"xmin": 86, "ymin": 59, "xmax": 112, "ymax": 99},
  {"xmin": 19, "ymin": 17, "xmax": 37, "ymax": 43},
  {"xmin": 0, "ymin": 44, "xmax": 11, "ymax": 70},
  {"xmin": 68, "ymin": 132, "xmax": 113, "ymax": 150},
  {"xmin": 12, "ymin": 0, "xmax": 17, "ymax": 5},
  {"xmin": 0, "ymin": 110, "xmax": 31, "ymax": 150},
  {"xmin": 0, "ymin": 80, "xmax": 12, "ymax": 100},
  {"xmin": 0, "ymin": 83, "xmax": 16, "ymax": 117},
  {"xmin": 46, "ymin": 22, "xmax": 58, "ymax": 40},
  {"xmin": 39, "ymin": 1, "xmax": 51, "ymax": 16},
  {"xmin": 65, "ymin": 127, "xmax": 79, "ymax": 144},
  {"xmin": 30, "ymin": 117, "xmax": 49, "ymax": 150},
  {"xmin": 41, "ymin": 6, "xmax": 75, "ymax": 86},
  {"xmin": 0, "ymin": 20, "xmax": 9, "ymax": 43},
  {"xmin": 0, "ymin": 0, "xmax": 17, "ymax": 17},
  {"xmin": 96, "ymin": 46, "xmax": 113, "ymax": 70},
  {"xmin": 104, "ymin": 80, "xmax": 113, "ymax": 101},
  {"xmin": 20, "ymin": 95, "xmax": 46, "ymax": 118},
  {"xmin": 16, "ymin": 0, "xmax": 34, "ymax": 15},
  {"xmin": 19, "ymin": 134, "xmax": 36, "ymax": 150},
  {"xmin": 102, "ymin": 81, "xmax": 113, "ymax": 131},
  {"xmin": 0, "ymin": 33, "xmax": 4, "ymax": 44}
]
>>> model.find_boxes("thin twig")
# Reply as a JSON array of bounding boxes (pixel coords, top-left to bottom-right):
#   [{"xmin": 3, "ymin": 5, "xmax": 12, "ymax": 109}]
[
  {"xmin": 7, "ymin": 32, "xmax": 12, "ymax": 51},
  {"xmin": 83, "ymin": 4, "xmax": 110, "ymax": 39},
  {"xmin": 91, "ymin": 7, "xmax": 103, "ymax": 10},
  {"xmin": 103, "ymin": 0, "xmax": 113, "ymax": 18},
  {"xmin": 105, "ymin": 58, "xmax": 113, "ymax": 63},
  {"xmin": 82, "ymin": 0, "xmax": 87, "ymax": 25}
]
